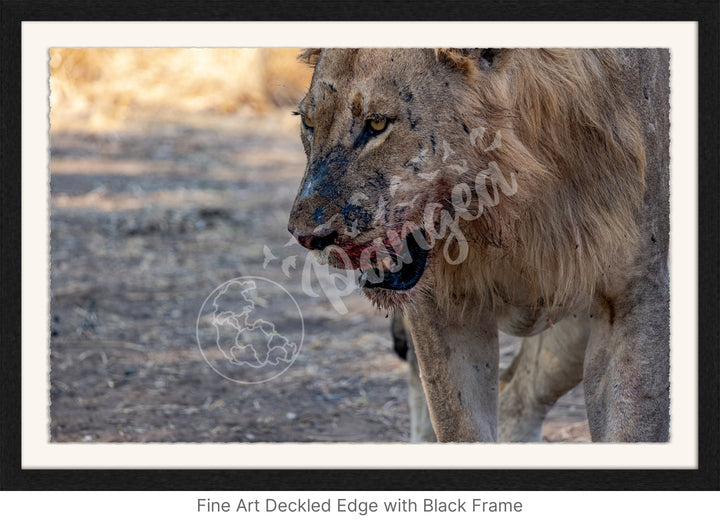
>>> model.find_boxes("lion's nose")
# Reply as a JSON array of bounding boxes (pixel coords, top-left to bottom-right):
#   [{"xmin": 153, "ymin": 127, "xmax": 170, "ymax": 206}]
[{"xmin": 291, "ymin": 229, "xmax": 339, "ymax": 251}]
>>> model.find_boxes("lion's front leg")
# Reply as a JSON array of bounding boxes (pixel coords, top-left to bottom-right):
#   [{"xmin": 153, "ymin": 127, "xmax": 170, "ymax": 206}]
[
  {"xmin": 407, "ymin": 344, "xmax": 437, "ymax": 442},
  {"xmin": 498, "ymin": 316, "xmax": 589, "ymax": 442},
  {"xmin": 583, "ymin": 272, "xmax": 670, "ymax": 442},
  {"xmin": 404, "ymin": 301, "xmax": 499, "ymax": 442}
]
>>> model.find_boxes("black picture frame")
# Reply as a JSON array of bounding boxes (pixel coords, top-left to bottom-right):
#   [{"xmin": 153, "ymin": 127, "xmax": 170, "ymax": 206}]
[{"xmin": 1, "ymin": 0, "xmax": 718, "ymax": 491}]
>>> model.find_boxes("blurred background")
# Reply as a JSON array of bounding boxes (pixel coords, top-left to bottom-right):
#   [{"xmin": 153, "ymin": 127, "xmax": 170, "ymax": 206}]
[
  {"xmin": 50, "ymin": 49, "xmax": 311, "ymax": 129},
  {"xmin": 49, "ymin": 48, "xmax": 588, "ymax": 443}
]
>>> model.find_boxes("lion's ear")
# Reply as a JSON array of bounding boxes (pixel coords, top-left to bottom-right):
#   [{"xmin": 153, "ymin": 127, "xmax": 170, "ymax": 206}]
[
  {"xmin": 298, "ymin": 48, "xmax": 322, "ymax": 67},
  {"xmin": 435, "ymin": 48, "xmax": 502, "ymax": 73},
  {"xmin": 478, "ymin": 49, "xmax": 501, "ymax": 69}
]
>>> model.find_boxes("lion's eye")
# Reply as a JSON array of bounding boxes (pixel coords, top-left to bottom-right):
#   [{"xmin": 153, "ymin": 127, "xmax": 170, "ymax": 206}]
[
  {"xmin": 367, "ymin": 116, "xmax": 388, "ymax": 135},
  {"xmin": 301, "ymin": 114, "xmax": 314, "ymax": 130}
]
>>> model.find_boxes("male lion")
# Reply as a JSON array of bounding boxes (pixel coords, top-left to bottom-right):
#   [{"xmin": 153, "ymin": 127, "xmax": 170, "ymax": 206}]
[{"xmin": 288, "ymin": 49, "xmax": 670, "ymax": 442}]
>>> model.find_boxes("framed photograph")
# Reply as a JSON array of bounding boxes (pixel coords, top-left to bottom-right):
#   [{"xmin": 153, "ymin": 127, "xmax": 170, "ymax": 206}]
[{"xmin": 1, "ymin": 0, "xmax": 717, "ymax": 506}]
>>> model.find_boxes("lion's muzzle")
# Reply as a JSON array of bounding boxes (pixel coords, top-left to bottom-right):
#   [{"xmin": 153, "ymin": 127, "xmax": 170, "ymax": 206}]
[{"xmin": 288, "ymin": 147, "xmax": 364, "ymax": 250}]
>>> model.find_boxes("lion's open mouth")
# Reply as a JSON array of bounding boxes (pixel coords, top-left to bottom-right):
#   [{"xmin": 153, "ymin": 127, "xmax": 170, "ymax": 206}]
[{"xmin": 357, "ymin": 231, "xmax": 429, "ymax": 291}]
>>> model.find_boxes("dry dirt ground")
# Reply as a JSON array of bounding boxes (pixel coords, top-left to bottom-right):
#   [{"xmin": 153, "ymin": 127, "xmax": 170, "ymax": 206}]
[{"xmin": 49, "ymin": 109, "xmax": 590, "ymax": 444}]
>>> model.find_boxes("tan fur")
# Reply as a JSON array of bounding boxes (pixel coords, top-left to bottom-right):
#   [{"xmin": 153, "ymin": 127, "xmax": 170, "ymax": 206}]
[
  {"xmin": 288, "ymin": 48, "xmax": 670, "ymax": 442},
  {"xmin": 433, "ymin": 49, "xmax": 647, "ymax": 316}
]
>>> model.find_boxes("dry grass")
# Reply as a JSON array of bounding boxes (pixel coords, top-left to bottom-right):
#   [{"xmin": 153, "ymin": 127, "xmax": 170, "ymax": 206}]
[{"xmin": 49, "ymin": 48, "xmax": 312, "ymax": 130}]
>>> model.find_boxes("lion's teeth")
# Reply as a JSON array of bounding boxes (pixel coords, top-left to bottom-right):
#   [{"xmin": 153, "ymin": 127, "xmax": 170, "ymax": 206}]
[{"xmin": 381, "ymin": 257, "xmax": 393, "ymax": 271}]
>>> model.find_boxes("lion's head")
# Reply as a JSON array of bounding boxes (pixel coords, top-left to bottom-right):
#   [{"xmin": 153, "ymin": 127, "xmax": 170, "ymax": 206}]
[{"xmin": 288, "ymin": 48, "xmax": 645, "ymax": 312}]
